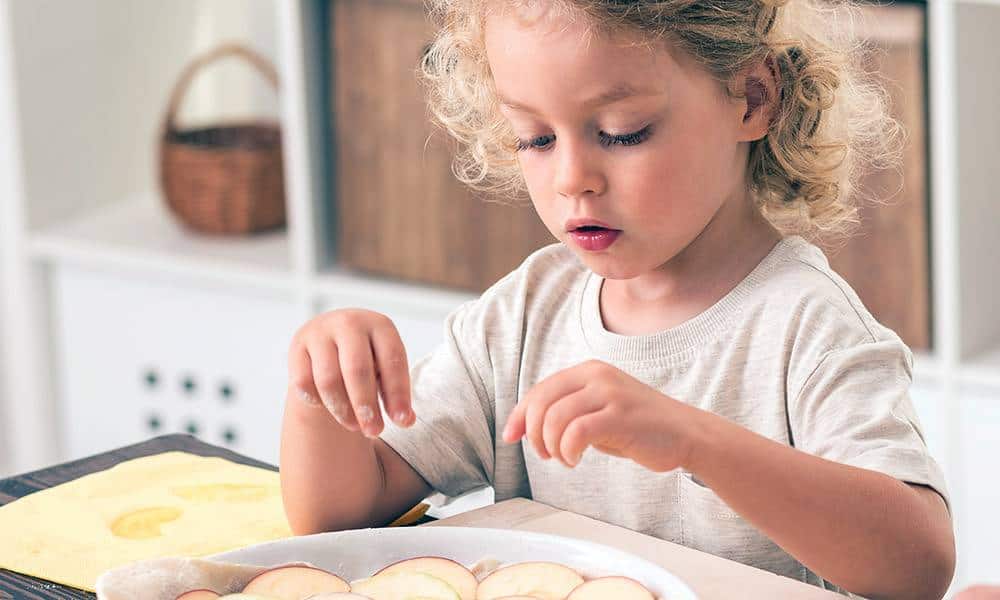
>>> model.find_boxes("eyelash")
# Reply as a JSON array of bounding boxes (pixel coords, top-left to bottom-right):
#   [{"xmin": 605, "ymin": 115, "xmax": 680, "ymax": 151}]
[{"xmin": 515, "ymin": 125, "xmax": 652, "ymax": 152}]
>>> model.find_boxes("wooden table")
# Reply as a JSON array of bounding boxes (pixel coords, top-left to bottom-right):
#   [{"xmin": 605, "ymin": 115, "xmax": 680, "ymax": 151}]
[
  {"xmin": 427, "ymin": 499, "xmax": 841, "ymax": 599},
  {"xmin": 0, "ymin": 434, "xmax": 840, "ymax": 599}
]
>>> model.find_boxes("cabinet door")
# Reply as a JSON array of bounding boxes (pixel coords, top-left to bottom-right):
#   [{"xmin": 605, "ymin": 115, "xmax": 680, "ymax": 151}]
[
  {"xmin": 822, "ymin": 4, "xmax": 931, "ymax": 351},
  {"xmin": 959, "ymin": 385, "xmax": 1000, "ymax": 586},
  {"xmin": 330, "ymin": 0, "xmax": 553, "ymax": 292},
  {"xmin": 909, "ymin": 377, "xmax": 949, "ymax": 469},
  {"xmin": 51, "ymin": 265, "xmax": 301, "ymax": 463}
]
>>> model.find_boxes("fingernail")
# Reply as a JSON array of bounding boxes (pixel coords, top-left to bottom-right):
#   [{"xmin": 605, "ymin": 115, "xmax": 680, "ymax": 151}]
[
  {"xmin": 356, "ymin": 405, "xmax": 374, "ymax": 423},
  {"xmin": 299, "ymin": 390, "xmax": 318, "ymax": 406},
  {"xmin": 393, "ymin": 410, "xmax": 409, "ymax": 425}
]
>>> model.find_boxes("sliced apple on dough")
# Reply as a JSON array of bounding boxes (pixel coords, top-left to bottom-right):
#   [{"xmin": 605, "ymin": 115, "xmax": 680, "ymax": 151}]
[
  {"xmin": 242, "ymin": 565, "xmax": 350, "ymax": 599},
  {"xmin": 476, "ymin": 562, "xmax": 583, "ymax": 600},
  {"xmin": 175, "ymin": 591, "xmax": 222, "ymax": 600},
  {"xmin": 374, "ymin": 557, "xmax": 477, "ymax": 600},
  {"xmin": 566, "ymin": 576, "xmax": 655, "ymax": 599},
  {"xmin": 352, "ymin": 571, "xmax": 460, "ymax": 600}
]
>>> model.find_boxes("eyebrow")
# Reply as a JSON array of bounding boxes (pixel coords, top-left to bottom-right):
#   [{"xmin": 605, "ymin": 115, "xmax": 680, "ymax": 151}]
[{"xmin": 497, "ymin": 82, "xmax": 661, "ymax": 114}]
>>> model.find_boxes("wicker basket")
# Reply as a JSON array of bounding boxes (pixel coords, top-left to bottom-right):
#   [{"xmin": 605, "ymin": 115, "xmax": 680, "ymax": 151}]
[{"xmin": 159, "ymin": 44, "xmax": 286, "ymax": 235}]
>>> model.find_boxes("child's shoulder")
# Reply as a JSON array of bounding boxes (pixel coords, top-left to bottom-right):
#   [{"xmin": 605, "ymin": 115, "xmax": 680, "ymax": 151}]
[
  {"xmin": 447, "ymin": 243, "xmax": 585, "ymax": 329},
  {"xmin": 478, "ymin": 242, "xmax": 588, "ymax": 304},
  {"xmin": 761, "ymin": 236, "xmax": 901, "ymax": 349}
]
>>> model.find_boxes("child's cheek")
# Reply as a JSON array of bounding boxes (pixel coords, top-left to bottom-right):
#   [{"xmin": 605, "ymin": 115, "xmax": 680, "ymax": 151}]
[{"xmin": 517, "ymin": 158, "xmax": 557, "ymax": 217}]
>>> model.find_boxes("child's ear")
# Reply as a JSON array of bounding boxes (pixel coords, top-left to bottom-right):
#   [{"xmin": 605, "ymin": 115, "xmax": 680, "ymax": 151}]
[{"xmin": 735, "ymin": 55, "xmax": 780, "ymax": 142}]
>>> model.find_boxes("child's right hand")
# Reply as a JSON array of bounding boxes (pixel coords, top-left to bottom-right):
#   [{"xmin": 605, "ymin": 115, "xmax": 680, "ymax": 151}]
[{"xmin": 288, "ymin": 309, "xmax": 416, "ymax": 438}]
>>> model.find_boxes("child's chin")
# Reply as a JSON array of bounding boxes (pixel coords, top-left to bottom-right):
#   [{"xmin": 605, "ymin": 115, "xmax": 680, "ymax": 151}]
[{"xmin": 577, "ymin": 256, "xmax": 642, "ymax": 281}]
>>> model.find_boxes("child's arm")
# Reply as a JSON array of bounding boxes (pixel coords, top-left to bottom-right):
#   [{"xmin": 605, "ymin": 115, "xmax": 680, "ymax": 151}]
[
  {"xmin": 280, "ymin": 391, "xmax": 432, "ymax": 534},
  {"xmin": 686, "ymin": 415, "xmax": 954, "ymax": 600},
  {"xmin": 279, "ymin": 309, "xmax": 433, "ymax": 534},
  {"xmin": 505, "ymin": 360, "xmax": 955, "ymax": 600}
]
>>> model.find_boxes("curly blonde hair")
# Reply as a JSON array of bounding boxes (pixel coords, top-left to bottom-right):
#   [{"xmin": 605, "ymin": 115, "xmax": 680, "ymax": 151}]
[{"xmin": 420, "ymin": 0, "xmax": 904, "ymax": 239}]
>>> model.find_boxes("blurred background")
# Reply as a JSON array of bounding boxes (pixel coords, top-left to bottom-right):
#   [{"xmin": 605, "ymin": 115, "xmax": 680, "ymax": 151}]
[{"xmin": 0, "ymin": 0, "xmax": 996, "ymax": 593}]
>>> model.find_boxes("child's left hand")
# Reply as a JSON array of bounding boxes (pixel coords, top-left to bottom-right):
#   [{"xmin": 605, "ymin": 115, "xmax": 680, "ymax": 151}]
[{"xmin": 502, "ymin": 360, "xmax": 705, "ymax": 471}]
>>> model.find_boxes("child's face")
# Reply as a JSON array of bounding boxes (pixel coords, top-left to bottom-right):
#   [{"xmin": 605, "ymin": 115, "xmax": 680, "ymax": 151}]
[{"xmin": 485, "ymin": 7, "xmax": 756, "ymax": 280}]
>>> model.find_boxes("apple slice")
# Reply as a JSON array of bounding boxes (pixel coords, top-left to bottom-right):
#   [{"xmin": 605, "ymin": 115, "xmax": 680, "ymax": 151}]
[
  {"xmin": 305, "ymin": 595, "xmax": 375, "ymax": 599},
  {"xmin": 242, "ymin": 565, "xmax": 350, "ymax": 599},
  {"xmin": 476, "ymin": 562, "xmax": 583, "ymax": 600},
  {"xmin": 176, "ymin": 591, "xmax": 222, "ymax": 600},
  {"xmin": 352, "ymin": 571, "xmax": 460, "ymax": 600},
  {"xmin": 566, "ymin": 576, "xmax": 655, "ymax": 600},
  {"xmin": 217, "ymin": 595, "xmax": 279, "ymax": 600},
  {"xmin": 375, "ymin": 557, "xmax": 477, "ymax": 600}
]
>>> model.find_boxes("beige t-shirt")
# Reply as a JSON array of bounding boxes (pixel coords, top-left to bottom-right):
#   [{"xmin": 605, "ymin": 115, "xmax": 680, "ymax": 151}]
[{"xmin": 380, "ymin": 236, "xmax": 948, "ymax": 593}]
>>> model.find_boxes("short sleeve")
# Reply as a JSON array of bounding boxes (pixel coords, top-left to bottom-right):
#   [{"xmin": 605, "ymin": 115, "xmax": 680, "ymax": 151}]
[
  {"xmin": 378, "ymin": 301, "xmax": 496, "ymax": 499},
  {"xmin": 789, "ymin": 339, "xmax": 950, "ymax": 507}
]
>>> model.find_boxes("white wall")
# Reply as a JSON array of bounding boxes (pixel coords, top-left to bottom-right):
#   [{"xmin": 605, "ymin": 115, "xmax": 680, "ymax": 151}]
[
  {"xmin": 0, "ymin": 0, "xmax": 24, "ymax": 478},
  {"xmin": 7, "ymin": 0, "xmax": 279, "ymax": 232}
]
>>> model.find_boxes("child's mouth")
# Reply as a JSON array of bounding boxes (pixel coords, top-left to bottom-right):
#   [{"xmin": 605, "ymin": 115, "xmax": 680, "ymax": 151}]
[{"xmin": 569, "ymin": 226, "xmax": 621, "ymax": 252}]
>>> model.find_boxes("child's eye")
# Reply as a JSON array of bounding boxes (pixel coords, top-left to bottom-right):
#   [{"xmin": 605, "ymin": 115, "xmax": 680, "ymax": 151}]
[
  {"xmin": 514, "ymin": 125, "xmax": 652, "ymax": 153},
  {"xmin": 515, "ymin": 134, "xmax": 555, "ymax": 152},
  {"xmin": 599, "ymin": 125, "xmax": 652, "ymax": 147}
]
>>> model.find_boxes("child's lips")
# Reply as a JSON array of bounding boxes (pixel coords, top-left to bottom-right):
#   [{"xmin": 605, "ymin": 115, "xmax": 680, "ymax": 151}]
[
  {"xmin": 564, "ymin": 217, "xmax": 615, "ymax": 231},
  {"xmin": 568, "ymin": 228, "xmax": 621, "ymax": 251}
]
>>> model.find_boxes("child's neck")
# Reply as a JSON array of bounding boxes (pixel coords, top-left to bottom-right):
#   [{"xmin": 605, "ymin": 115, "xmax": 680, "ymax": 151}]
[{"xmin": 599, "ymin": 208, "xmax": 781, "ymax": 337}]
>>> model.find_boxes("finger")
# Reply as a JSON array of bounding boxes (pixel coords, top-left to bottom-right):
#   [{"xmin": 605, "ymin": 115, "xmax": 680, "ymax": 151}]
[
  {"xmin": 523, "ymin": 368, "xmax": 589, "ymax": 459},
  {"xmin": 560, "ymin": 408, "xmax": 614, "ymax": 467},
  {"xmin": 288, "ymin": 341, "xmax": 322, "ymax": 408},
  {"xmin": 503, "ymin": 402, "xmax": 528, "ymax": 443},
  {"xmin": 542, "ymin": 391, "xmax": 604, "ymax": 466},
  {"xmin": 504, "ymin": 365, "xmax": 588, "ymax": 443},
  {"xmin": 338, "ymin": 331, "xmax": 383, "ymax": 438},
  {"xmin": 308, "ymin": 341, "xmax": 359, "ymax": 431},
  {"xmin": 503, "ymin": 401, "xmax": 528, "ymax": 443},
  {"xmin": 369, "ymin": 318, "xmax": 414, "ymax": 427}
]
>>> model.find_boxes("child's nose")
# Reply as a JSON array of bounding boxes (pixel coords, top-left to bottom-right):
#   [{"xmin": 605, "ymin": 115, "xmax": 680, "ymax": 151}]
[{"xmin": 552, "ymin": 142, "xmax": 607, "ymax": 199}]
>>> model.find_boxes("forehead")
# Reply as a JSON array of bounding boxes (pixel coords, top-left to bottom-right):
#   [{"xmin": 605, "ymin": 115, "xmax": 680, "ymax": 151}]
[{"xmin": 483, "ymin": 4, "xmax": 680, "ymax": 102}]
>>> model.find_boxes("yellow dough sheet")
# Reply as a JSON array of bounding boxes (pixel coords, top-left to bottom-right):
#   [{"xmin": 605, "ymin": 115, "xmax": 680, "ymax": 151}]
[{"xmin": 0, "ymin": 451, "xmax": 293, "ymax": 592}]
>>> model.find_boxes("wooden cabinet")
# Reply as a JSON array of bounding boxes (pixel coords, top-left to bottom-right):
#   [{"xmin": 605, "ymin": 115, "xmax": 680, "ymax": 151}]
[
  {"xmin": 330, "ymin": 0, "xmax": 552, "ymax": 292},
  {"xmin": 821, "ymin": 4, "xmax": 931, "ymax": 351},
  {"xmin": 330, "ymin": 2, "xmax": 932, "ymax": 348}
]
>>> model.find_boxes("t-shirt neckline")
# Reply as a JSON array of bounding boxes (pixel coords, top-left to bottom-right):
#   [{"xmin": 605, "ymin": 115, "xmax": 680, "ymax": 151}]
[{"xmin": 580, "ymin": 236, "xmax": 804, "ymax": 365}]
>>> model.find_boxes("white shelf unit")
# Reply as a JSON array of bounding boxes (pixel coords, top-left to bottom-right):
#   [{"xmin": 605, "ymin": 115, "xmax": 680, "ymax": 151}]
[
  {"xmin": 28, "ymin": 195, "xmax": 295, "ymax": 293},
  {"xmin": 0, "ymin": 0, "xmax": 997, "ymax": 589},
  {"xmin": 0, "ymin": 0, "xmax": 477, "ymax": 473}
]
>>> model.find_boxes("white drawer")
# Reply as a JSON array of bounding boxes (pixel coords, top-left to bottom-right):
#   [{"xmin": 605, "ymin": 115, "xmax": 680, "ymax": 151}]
[
  {"xmin": 50, "ymin": 265, "xmax": 301, "ymax": 464},
  {"xmin": 959, "ymin": 385, "xmax": 1000, "ymax": 585}
]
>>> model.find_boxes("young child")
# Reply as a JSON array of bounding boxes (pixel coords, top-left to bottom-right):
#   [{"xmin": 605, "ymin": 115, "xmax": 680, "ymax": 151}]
[{"xmin": 281, "ymin": 0, "xmax": 955, "ymax": 597}]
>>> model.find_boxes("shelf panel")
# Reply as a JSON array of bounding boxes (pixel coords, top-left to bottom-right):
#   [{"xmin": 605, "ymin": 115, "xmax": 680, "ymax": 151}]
[
  {"xmin": 961, "ymin": 345, "xmax": 1000, "ymax": 389},
  {"xmin": 313, "ymin": 267, "xmax": 476, "ymax": 316},
  {"xmin": 955, "ymin": 0, "xmax": 1000, "ymax": 7},
  {"xmin": 28, "ymin": 196, "xmax": 294, "ymax": 293},
  {"xmin": 955, "ymin": 1, "xmax": 1000, "ymax": 360},
  {"xmin": 912, "ymin": 350, "xmax": 943, "ymax": 382}
]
